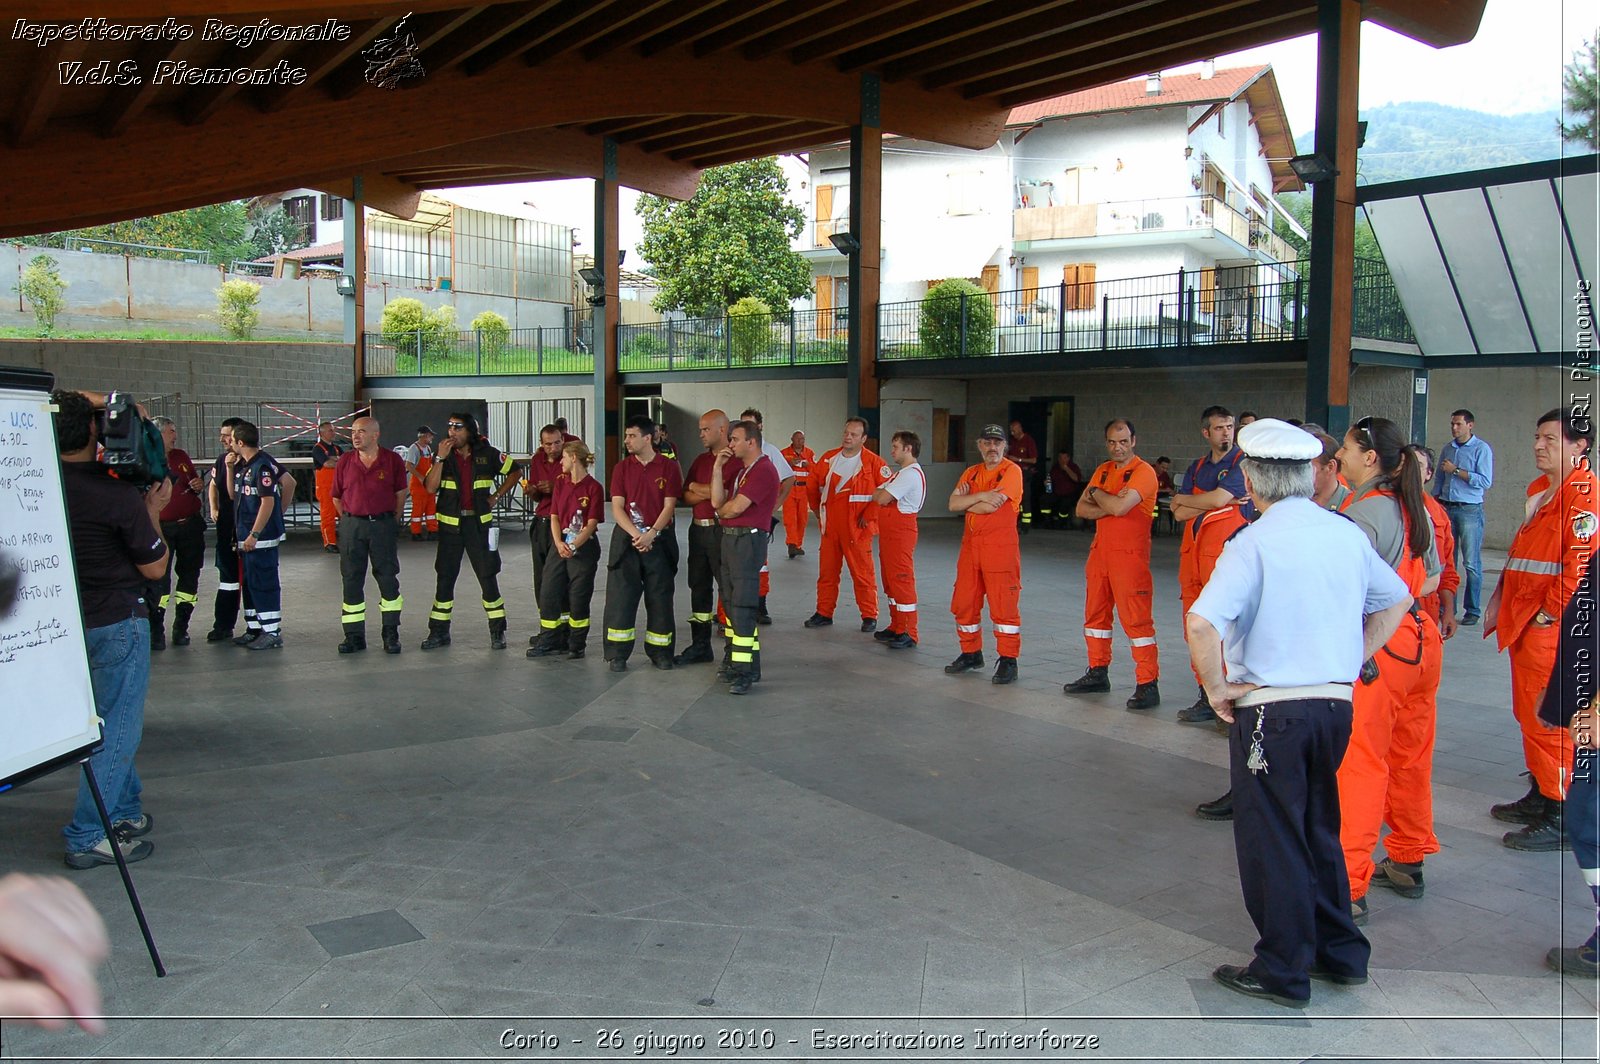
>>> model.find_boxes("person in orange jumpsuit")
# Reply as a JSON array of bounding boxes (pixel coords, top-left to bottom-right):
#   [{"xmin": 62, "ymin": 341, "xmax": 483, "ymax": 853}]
[
  {"xmin": 1171, "ymin": 405, "xmax": 1251, "ymax": 723},
  {"xmin": 946, "ymin": 423, "xmax": 1023, "ymax": 684},
  {"xmin": 1486, "ymin": 408, "xmax": 1599, "ymax": 851},
  {"xmin": 1408, "ymin": 445, "xmax": 1461, "ymax": 642},
  {"xmin": 781, "ymin": 430, "xmax": 816, "ymax": 558},
  {"xmin": 402, "ymin": 426, "xmax": 438, "ymax": 539},
  {"xmin": 872, "ymin": 430, "xmax": 926, "ymax": 649},
  {"xmin": 1064, "ymin": 418, "xmax": 1161, "ymax": 709},
  {"xmin": 311, "ymin": 421, "xmax": 346, "ymax": 553},
  {"xmin": 804, "ymin": 417, "xmax": 887, "ymax": 632},
  {"xmin": 1334, "ymin": 415, "xmax": 1443, "ymax": 921}
]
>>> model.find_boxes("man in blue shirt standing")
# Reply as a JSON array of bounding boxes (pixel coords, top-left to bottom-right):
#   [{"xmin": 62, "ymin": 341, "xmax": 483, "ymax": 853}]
[{"xmin": 1434, "ymin": 409, "xmax": 1492, "ymax": 624}]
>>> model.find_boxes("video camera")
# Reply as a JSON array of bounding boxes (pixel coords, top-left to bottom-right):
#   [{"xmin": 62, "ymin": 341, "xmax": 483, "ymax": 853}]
[{"xmin": 98, "ymin": 391, "xmax": 168, "ymax": 488}]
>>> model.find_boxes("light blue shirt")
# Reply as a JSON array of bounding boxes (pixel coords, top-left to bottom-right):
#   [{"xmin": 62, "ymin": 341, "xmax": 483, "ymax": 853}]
[
  {"xmin": 1188, "ymin": 496, "xmax": 1410, "ymax": 688},
  {"xmin": 1434, "ymin": 434, "xmax": 1492, "ymax": 504}
]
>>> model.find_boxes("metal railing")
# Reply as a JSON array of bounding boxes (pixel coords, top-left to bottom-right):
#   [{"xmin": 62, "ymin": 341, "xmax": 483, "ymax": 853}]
[
  {"xmin": 17, "ymin": 235, "xmax": 213, "ymax": 263},
  {"xmin": 1011, "ymin": 193, "xmax": 1300, "ymax": 264},
  {"xmin": 363, "ymin": 326, "xmax": 592, "ymax": 376},
  {"xmin": 619, "ymin": 309, "xmax": 847, "ymax": 372}
]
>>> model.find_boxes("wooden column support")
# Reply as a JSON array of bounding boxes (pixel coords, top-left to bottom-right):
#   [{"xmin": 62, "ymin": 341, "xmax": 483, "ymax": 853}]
[
  {"xmin": 847, "ymin": 73, "xmax": 882, "ymax": 441},
  {"xmin": 594, "ymin": 139, "xmax": 622, "ymax": 476}
]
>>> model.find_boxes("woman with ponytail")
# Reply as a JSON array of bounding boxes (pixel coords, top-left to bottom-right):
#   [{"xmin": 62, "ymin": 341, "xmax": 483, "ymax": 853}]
[{"xmin": 1333, "ymin": 416, "xmax": 1445, "ymax": 924}]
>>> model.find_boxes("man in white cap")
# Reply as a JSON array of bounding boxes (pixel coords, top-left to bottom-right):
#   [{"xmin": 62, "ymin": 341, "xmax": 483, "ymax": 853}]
[{"xmin": 1186, "ymin": 418, "xmax": 1412, "ymax": 1008}]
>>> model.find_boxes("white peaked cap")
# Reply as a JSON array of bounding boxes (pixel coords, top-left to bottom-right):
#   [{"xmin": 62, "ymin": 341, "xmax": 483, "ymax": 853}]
[{"xmin": 1238, "ymin": 418, "xmax": 1322, "ymax": 461}]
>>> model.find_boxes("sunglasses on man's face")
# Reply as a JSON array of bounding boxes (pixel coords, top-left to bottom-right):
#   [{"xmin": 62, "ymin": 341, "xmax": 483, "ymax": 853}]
[{"xmin": 447, "ymin": 422, "xmax": 466, "ymax": 429}]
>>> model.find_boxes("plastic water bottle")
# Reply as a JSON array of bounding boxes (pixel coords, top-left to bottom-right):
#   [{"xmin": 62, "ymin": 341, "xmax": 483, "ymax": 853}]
[
  {"xmin": 628, "ymin": 502, "xmax": 648, "ymax": 531},
  {"xmin": 564, "ymin": 513, "xmax": 583, "ymax": 546}
]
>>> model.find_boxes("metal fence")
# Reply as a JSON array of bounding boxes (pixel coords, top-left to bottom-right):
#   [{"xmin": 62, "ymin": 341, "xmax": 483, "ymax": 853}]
[
  {"xmin": 363, "ymin": 326, "xmax": 593, "ymax": 376},
  {"xmin": 618, "ymin": 308, "xmax": 847, "ymax": 372}
]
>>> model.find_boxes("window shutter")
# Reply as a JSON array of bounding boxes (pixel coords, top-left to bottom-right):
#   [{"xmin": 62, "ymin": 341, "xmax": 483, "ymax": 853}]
[
  {"xmin": 980, "ymin": 265, "xmax": 1000, "ymax": 310},
  {"xmin": 1021, "ymin": 266, "xmax": 1039, "ymax": 296},
  {"xmin": 1077, "ymin": 262, "xmax": 1096, "ymax": 311},
  {"xmin": 1062, "ymin": 264, "xmax": 1079, "ymax": 310},
  {"xmin": 1199, "ymin": 267, "xmax": 1215, "ymax": 313},
  {"xmin": 814, "ymin": 186, "xmax": 834, "ymax": 247},
  {"xmin": 815, "ymin": 273, "xmax": 833, "ymax": 339}
]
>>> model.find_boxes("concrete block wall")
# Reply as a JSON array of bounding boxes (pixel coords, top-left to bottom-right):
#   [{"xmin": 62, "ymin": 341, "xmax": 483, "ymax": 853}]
[{"xmin": 0, "ymin": 338, "xmax": 354, "ymax": 405}]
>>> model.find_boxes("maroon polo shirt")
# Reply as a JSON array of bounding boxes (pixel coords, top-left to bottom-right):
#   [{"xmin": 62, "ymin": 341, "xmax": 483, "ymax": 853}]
[
  {"xmin": 159, "ymin": 447, "xmax": 202, "ymax": 522},
  {"xmin": 332, "ymin": 448, "xmax": 407, "ymax": 516},
  {"xmin": 525, "ymin": 448, "xmax": 564, "ymax": 518},
  {"xmin": 686, "ymin": 451, "xmax": 720, "ymax": 521},
  {"xmin": 721, "ymin": 455, "xmax": 779, "ymax": 529},
  {"xmin": 552, "ymin": 474, "xmax": 605, "ymax": 539},
  {"xmin": 609, "ymin": 452, "xmax": 683, "ymax": 528}
]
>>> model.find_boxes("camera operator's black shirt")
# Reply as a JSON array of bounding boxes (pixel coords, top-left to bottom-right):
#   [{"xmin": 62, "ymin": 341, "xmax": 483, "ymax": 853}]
[{"xmin": 62, "ymin": 461, "xmax": 166, "ymax": 629}]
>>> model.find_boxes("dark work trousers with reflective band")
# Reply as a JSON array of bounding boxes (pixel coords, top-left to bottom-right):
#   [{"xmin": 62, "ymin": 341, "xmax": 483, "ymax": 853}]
[
  {"xmin": 685, "ymin": 521, "xmax": 723, "ymax": 653},
  {"xmin": 720, "ymin": 527, "xmax": 765, "ymax": 679},
  {"xmin": 1230, "ymin": 696, "xmax": 1369, "ymax": 1002},
  {"xmin": 213, "ymin": 504, "xmax": 242, "ymax": 631},
  {"xmin": 240, "ymin": 547, "xmax": 281, "ymax": 634},
  {"xmin": 603, "ymin": 525, "xmax": 678, "ymax": 664},
  {"xmin": 339, "ymin": 512, "xmax": 402, "ymax": 637},
  {"xmin": 149, "ymin": 512, "xmax": 206, "ymax": 615},
  {"xmin": 535, "ymin": 537, "xmax": 600, "ymax": 654},
  {"xmin": 431, "ymin": 516, "xmax": 505, "ymax": 630},
  {"xmin": 529, "ymin": 516, "xmax": 553, "ymax": 603}
]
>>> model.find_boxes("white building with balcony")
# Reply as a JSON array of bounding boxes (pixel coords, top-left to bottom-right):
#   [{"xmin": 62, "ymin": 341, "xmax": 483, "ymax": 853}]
[{"xmin": 800, "ymin": 64, "xmax": 1304, "ymax": 343}]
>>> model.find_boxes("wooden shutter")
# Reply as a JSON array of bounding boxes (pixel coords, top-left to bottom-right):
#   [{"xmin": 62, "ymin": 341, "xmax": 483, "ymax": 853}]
[
  {"xmin": 980, "ymin": 265, "xmax": 1000, "ymax": 310},
  {"xmin": 815, "ymin": 273, "xmax": 833, "ymax": 338},
  {"xmin": 1199, "ymin": 267, "xmax": 1215, "ymax": 313},
  {"xmin": 814, "ymin": 185, "xmax": 834, "ymax": 247},
  {"xmin": 1076, "ymin": 262, "xmax": 1096, "ymax": 311},
  {"xmin": 1021, "ymin": 266, "xmax": 1039, "ymax": 297},
  {"xmin": 1062, "ymin": 264, "xmax": 1079, "ymax": 311}
]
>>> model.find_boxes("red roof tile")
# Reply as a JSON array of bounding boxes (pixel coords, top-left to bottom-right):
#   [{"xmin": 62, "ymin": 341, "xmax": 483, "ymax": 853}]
[{"xmin": 1008, "ymin": 65, "xmax": 1269, "ymax": 125}]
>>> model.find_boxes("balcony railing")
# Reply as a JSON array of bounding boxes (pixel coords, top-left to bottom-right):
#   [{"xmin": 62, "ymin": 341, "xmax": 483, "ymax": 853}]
[
  {"xmin": 1013, "ymin": 193, "xmax": 1299, "ymax": 264},
  {"xmin": 363, "ymin": 326, "xmax": 592, "ymax": 376},
  {"xmin": 620, "ymin": 309, "xmax": 847, "ymax": 372}
]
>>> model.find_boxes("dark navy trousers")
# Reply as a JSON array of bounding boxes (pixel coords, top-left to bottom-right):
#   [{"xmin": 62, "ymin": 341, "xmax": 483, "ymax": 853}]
[{"xmin": 1230, "ymin": 696, "xmax": 1370, "ymax": 1000}]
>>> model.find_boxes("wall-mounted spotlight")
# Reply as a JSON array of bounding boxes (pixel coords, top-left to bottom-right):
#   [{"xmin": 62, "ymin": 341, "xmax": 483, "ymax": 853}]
[
  {"xmin": 579, "ymin": 265, "xmax": 605, "ymax": 306},
  {"xmin": 1288, "ymin": 153, "xmax": 1338, "ymax": 184},
  {"xmin": 335, "ymin": 274, "xmax": 357, "ymax": 297},
  {"xmin": 829, "ymin": 232, "xmax": 861, "ymax": 255}
]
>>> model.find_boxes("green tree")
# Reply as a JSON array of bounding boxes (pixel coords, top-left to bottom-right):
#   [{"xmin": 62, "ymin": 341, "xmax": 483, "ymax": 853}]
[
  {"xmin": 15, "ymin": 255, "xmax": 67, "ymax": 332},
  {"xmin": 727, "ymin": 296, "xmax": 772, "ymax": 364},
  {"xmin": 1562, "ymin": 35, "xmax": 1599, "ymax": 149},
  {"xmin": 33, "ymin": 202, "xmax": 258, "ymax": 265},
  {"xmin": 471, "ymin": 309, "xmax": 510, "ymax": 358},
  {"xmin": 214, "ymin": 279, "xmax": 262, "ymax": 339},
  {"xmin": 636, "ymin": 158, "xmax": 811, "ymax": 317},
  {"xmin": 248, "ymin": 205, "xmax": 311, "ymax": 258},
  {"xmin": 920, "ymin": 279, "xmax": 994, "ymax": 357}
]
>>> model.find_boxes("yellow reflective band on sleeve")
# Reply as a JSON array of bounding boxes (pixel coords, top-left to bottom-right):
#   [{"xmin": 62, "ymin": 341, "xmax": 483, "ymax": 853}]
[
  {"xmin": 379, "ymin": 596, "xmax": 403, "ymax": 613},
  {"xmin": 174, "ymin": 591, "xmax": 199, "ymax": 606},
  {"xmin": 607, "ymin": 628, "xmax": 636, "ymax": 642},
  {"xmin": 437, "ymin": 513, "xmax": 461, "ymax": 526},
  {"xmin": 440, "ymin": 478, "xmax": 457, "ymax": 491},
  {"xmin": 156, "ymin": 594, "xmax": 172, "ymax": 609},
  {"xmin": 473, "ymin": 479, "xmax": 496, "ymax": 490},
  {"xmin": 569, "ymin": 617, "xmax": 590, "ymax": 629},
  {"xmin": 645, "ymin": 631, "xmax": 673, "ymax": 646},
  {"xmin": 499, "ymin": 456, "xmax": 515, "ymax": 475},
  {"xmin": 480, "ymin": 512, "xmax": 495, "ymax": 523}
]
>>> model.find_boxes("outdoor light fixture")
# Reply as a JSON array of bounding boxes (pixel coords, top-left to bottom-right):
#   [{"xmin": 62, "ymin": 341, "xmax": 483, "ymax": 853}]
[
  {"xmin": 1289, "ymin": 153, "xmax": 1338, "ymax": 183},
  {"xmin": 829, "ymin": 232, "xmax": 861, "ymax": 255},
  {"xmin": 579, "ymin": 266, "xmax": 605, "ymax": 287},
  {"xmin": 617, "ymin": 250, "xmax": 627, "ymax": 267},
  {"xmin": 335, "ymin": 274, "xmax": 357, "ymax": 296}
]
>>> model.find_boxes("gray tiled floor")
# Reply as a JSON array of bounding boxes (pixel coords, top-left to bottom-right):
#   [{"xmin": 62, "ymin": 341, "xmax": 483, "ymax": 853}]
[{"xmin": 2, "ymin": 518, "xmax": 1596, "ymax": 1061}]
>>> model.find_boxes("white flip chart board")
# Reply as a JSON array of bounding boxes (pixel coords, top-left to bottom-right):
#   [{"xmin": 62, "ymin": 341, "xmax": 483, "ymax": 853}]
[{"xmin": 0, "ymin": 369, "xmax": 99, "ymax": 790}]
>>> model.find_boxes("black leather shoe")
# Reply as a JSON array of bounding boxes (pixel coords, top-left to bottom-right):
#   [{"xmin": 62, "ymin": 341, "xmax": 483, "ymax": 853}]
[
  {"xmin": 991, "ymin": 657, "xmax": 1018, "ymax": 685},
  {"xmin": 673, "ymin": 644, "xmax": 714, "ymax": 666},
  {"xmin": 1195, "ymin": 790, "xmax": 1234, "ymax": 821},
  {"xmin": 1503, "ymin": 802, "xmax": 1569, "ymax": 851},
  {"xmin": 803, "ymin": 612, "xmax": 833, "ymax": 628},
  {"xmin": 1459, "ymin": 614, "xmax": 1480, "ymax": 626},
  {"xmin": 526, "ymin": 642, "xmax": 560, "ymax": 658},
  {"xmin": 1491, "ymin": 781, "xmax": 1545, "ymax": 824},
  {"xmin": 1211, "ymin": 965, "xmax": 1307, "ymax": 1008},
  {"xmin": 206, "ymin": 627, "xmax": 233, "ymax": 643},
  {"xmin": 1126, "ymin": 681, "xmax": 1161, "ymax": 710},
  {"xmin": 337, "ymin": 636, "xmax": 366, "ymax": 654},
  {"xmin": 944, "ymin": 651, "xmax": 984, "ymax": 675},
  {"xmin": 1308, "ymin": 964, "xmax": 1368, "ymax": 986},
  {"xmin": 860, "ymin": 617, "xmax": 877, "ymax": 633},
  {"xmin": 608, "ymin": 659, "xmax": 628, "ymax": 672},
  {"xmin": 1062, "ymin": 666, "xmax": 1110, "ymax": 694},
  {"xmin": 873, "ymin": 628, "xmax": 898, "ymax": 643},
  {"xmin": 651, "ymin": 656, "xmax": 675, "ymax": 671},
  {"xmin": 787, "ymin": 544, "xmax": 801, "ymax": 558},
  {"xmin": 1177, "ymin": 688, "xmax": 1216, "ymax": 722},
  {"xmin": 886, "ymin": 632, "xmax": 916, "ymax": 649},
  {"xmin": 757, "ymin": 598, "xmax": 772, "ymax": 625},
  {"xmin": 420, "ymin": 630, "xmax": 451, "ymax": 650}
]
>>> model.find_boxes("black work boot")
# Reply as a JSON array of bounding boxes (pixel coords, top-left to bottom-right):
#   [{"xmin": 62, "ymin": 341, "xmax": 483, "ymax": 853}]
[
  {"xmin": 1126, "ymin": 681, "xmax": 1161, "ymax": 710},
  {"xmin": 1490, "ymin": 779, "xmax": 1546, "ymax": 824},
  {"xmin": 171, "ymin": 602, "xmax": 193, "ymax": 646},
  {"xmin": 420, "ymin": 621, "xmax": 451, "ymax": 650},
  {"xmin": 991, "ymin": 657, "xmax": 1018, "ymax": 685},
  {"xmin": 1503, "ymin": 798, "xmax": 1570, "ymax": 851},
  {"xmin": 381, "ymin": 623, "xmax": 401, "ymax": 655},
  {"xmin": 1177, "ymin": 686, "xmax": 1216, "ymax": 723},
  {"xmin": 757, "ymin": 596, "xmax": 772, "ymax": 626},
  {"xmin": 566, "ymin": 627, "xmax": 588, "ymax": 660},
  {"xmin": 1196, "ymin": 790, "xmax": 1234, "ymax": 821},
  {"xmin": 148, "ymin": 607, "xmax": 166, "ymax": 651},
  {"xmin": 337, "ymin": 626, "xmax": 367, "ymax": 654},
  {"xmin": 1062, "ymin": 665, "xmax": 1110, "ymax": 694},
  {"xmin": 944, "ymin": 651, "xmax": 985, "ymax": 675},
  {"xmin": 673, "ymin": 621, "xmax": 714, "ymax": 665},
  {"xmin": 489, "ymin": 619, "xmax": 507, "ymax": 650}
]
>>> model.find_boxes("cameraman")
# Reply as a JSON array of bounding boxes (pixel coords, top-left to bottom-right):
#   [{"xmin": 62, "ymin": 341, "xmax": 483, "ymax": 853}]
[{"xmin": 51, "ymin": 389, "xmax": 168, "ymax": 869}]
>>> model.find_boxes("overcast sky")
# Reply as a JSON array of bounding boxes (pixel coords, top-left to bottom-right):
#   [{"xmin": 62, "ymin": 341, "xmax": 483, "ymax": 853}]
[{"xmin": 446, "ymin": 0, "xmax": 1594, "ymax": 257}]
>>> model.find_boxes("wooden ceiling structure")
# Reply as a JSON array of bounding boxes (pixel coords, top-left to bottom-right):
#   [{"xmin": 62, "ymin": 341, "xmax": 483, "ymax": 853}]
[{"xmin": 1, "ymin": 0, "xmax": 1486, "ymax": 238}]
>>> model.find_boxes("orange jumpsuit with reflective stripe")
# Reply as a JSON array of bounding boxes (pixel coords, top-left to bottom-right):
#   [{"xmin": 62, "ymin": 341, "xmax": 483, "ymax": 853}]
[
  {"xmin": 1337, "ymin": 485, "xmax": 1444, "ymax": 900},
  {"xmin": 1489, "ymin": 465, "xmax": 1599, "ymax": 800},
  {"xmin": 1178, "ymin": 504, "xmax": 1250, "ymax": 687},
  {"xmin": 1417, "ymin": 494, "xmax": 1458, "ymax": 626},
  {"xmin": 1083, "ymin": 457, "xmax": 1159, "ymax": 683},
  {"xmin": 409, "ymin": 453, "xmax": 438, "ymax": 534},
  {"xmin": 877, "ymin": 465, "xmax": 925, "ymax": 643},
  {"xmin": 313, "ymin": 438, "xmax": 344, "ymax": 547},
  {"xmin": 952, "ymin": 459, "xmax": 1023, "ymax": 657},
  {"xmin": 782, "ymin": 445, "xmax": 815, "ymax": 549},
  {"xmin": 809, "ymin": 446, "xmax": 887, "ymax": 621}
]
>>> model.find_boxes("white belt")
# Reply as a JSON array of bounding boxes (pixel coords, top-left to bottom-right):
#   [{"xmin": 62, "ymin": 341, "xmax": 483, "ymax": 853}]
[{"xmin": 1234, "ymin": 683, "xmax": 1353, "ymax": 708}]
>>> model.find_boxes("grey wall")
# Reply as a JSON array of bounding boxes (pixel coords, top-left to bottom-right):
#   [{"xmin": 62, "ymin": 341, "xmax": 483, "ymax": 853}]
[{"xmin": 0, "ymin": 338, "xmax": 354, "ymax": 404}]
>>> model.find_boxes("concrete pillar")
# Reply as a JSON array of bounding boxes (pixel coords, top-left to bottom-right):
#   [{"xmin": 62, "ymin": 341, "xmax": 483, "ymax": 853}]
[{"xmin": 342, "ymin": 177, "xmax": 366, "ymax": 396}]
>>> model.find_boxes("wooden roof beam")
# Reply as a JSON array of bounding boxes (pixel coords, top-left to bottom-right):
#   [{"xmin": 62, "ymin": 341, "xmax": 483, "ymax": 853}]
[
  {"xmin": 320, "ymin": 6, "xmax": 490, "ymax": 99},
  {"xmin": 637, "ymin": 0, "xmax": 767, "ymax": 57},
  {"xmin": 583, "ymin": 0, "xmax": 713, "ymax": 59},
  {"xmin": 837, "ymin": 0, "xmax": 1088, "ymax": 74},
  {"xmin": 780, "ymin": 0, "xmax": 988, "ymax": 64},
  {"xmin": 520, "ymin": 0, "xmax": 681, "ymax": 67},
  {"xmin": 610, "ymin": 114, "xmax": 736, "ymax": 143},
  {"xmin": 98, "ymin": 36, "xmax": 198, "ymax": 137},
  {"xmin": 745, "ymin": 0, "xmax": 927, "ymax": 61},
  {"xmin": 899, "ymin": 0, "xmax": 1173, "ymax": 86},
  {"xmin": 181, "ymin": 38, "xmax": 296, "ymax": 125},
  {"xmin": 463, "ymin": 0, "xmax": 604, "ymax": 75},
  {"xmin": 687, "ymin": 124, "xmax": 845, "ymax": 167},
  {"xmin": 641, "ymin": 115, "xmax": 800, "ymax": 154},
  {"xmin": 582, "ymin": 114, "xmax": 689, "ymax": 138},
  {"xmin": 9, "ymin": 39, "xmax": 84, "ymax": 147},
  {"xmin": 989, "ymin": 6, "xmax": 1316, "ymax": 105},
  {"xmin": 422, "ymin": 1, "xmax": 563, "ymax": 74},
  {"xmin": 411, "ymin": 171, "xmax": 560, "ymax": 189},
  {"xmin": 691, "ymin": 0, "xmax": 853, "ymax": 58},
  {"xmin": 257, "ymin": 17, "xmax": 397, "ymax": 112}
]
